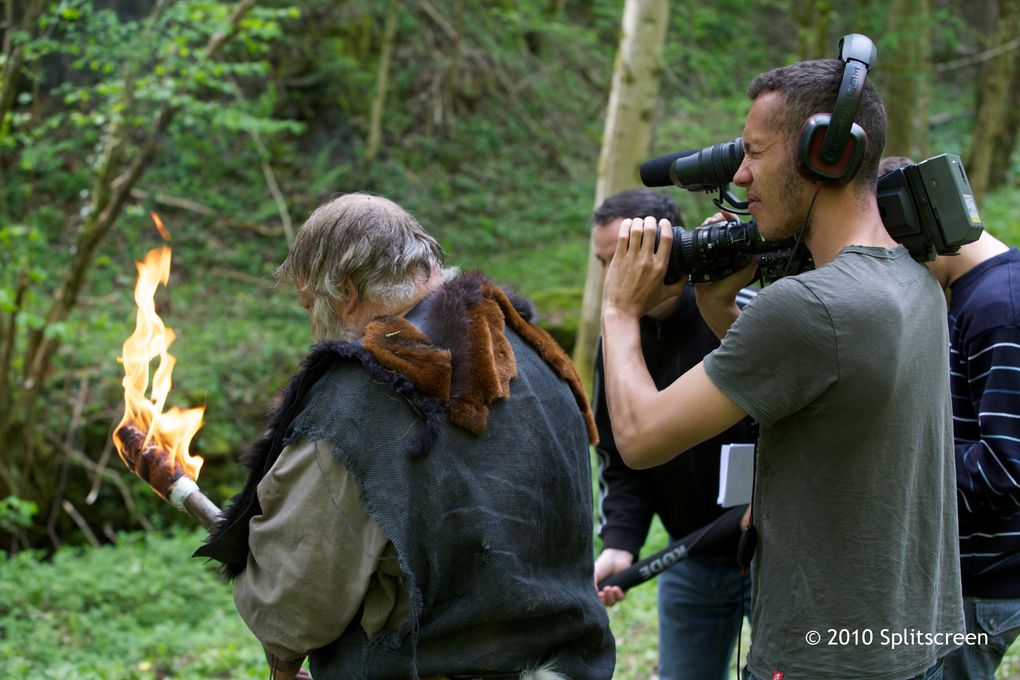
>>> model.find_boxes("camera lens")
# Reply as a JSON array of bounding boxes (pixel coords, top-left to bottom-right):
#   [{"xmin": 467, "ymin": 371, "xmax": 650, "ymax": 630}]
[{"xmin": 665, "ymin": 220, "xmax": 794, "ymax": 283}]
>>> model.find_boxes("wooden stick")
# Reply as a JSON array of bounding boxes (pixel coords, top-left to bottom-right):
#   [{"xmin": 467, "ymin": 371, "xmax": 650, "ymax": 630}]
[{"xmin": 168, "ymin": 477, "xmax": 223, "ymax": 531}]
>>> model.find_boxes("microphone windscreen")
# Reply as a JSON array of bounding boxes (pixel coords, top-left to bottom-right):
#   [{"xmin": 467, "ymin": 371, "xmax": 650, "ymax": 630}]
[{"xmin": 640, "ymin": 150, "xmax": 698, "ymax": 187}]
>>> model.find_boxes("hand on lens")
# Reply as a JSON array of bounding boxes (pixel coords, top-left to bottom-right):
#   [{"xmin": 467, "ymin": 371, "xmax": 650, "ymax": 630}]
[
  {"xmin": 699, "ymin": 209, "xmax": 738, "ymax": 228},
  {"xmin": 602, "ymin": 216, "xmax": 687, "ymax": 318}
]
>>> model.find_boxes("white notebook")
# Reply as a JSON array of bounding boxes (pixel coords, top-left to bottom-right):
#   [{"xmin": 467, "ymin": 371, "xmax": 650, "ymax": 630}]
[{"xmin": 717, "ymin": 443, "xmax": 755, "ymax": 507}]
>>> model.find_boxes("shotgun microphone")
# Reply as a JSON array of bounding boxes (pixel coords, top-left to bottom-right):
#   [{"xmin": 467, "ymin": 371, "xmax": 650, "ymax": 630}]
[{"xmin": 638, "ymin": 150, "xmax": 698, "ymax": 187}]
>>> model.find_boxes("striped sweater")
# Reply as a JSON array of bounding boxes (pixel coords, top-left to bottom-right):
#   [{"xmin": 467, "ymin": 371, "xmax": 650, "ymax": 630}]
[{"xmin": 948, "ymin": 247, "xmax": 1020, "ymax": 597}]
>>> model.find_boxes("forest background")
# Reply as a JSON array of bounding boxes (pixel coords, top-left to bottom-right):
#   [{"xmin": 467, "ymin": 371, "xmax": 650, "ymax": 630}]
[{"xmin": 1, "ymin": 0, "xmax": 1018, "ymax": 677}]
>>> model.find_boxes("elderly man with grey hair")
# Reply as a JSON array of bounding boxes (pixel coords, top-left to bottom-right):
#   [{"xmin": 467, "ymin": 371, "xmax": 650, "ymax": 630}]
[{"xmin": 195, "ymin": 193, "xmax": 615, "ymax": 680}]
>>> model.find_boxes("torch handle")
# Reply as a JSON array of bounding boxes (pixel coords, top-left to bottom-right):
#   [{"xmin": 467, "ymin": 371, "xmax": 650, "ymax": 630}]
[
  {"xmin": 169, "ymin": 477, "xmax": 223, "ymax": 531},
  {"xmin": 182, "ymin": 489, "xmax": 223, "ymax": 531}
]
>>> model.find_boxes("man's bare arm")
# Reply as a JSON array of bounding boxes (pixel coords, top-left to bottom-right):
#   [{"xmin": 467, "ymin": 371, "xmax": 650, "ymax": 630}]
[{"xmin": 600, "ymin": 217, "xmax": 748, "ymax": 470}]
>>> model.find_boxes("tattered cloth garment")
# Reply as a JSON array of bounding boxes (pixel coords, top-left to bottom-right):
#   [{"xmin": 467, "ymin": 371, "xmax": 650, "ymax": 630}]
[{"xmin": 194, "ymin": 271, "xmax": 596, "ymax": 577}]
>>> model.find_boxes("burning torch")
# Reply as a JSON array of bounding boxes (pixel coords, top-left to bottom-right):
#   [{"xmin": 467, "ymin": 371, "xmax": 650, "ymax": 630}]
[{"xmin": 112, "ymin": 224, "xmax": 222, "ymax": 530}]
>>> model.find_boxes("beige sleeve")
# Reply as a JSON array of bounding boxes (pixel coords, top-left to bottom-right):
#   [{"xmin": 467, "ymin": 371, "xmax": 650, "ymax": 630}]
[{"xmin": 232, "ymin": 438, "xmax": 392, "ymax": 661}]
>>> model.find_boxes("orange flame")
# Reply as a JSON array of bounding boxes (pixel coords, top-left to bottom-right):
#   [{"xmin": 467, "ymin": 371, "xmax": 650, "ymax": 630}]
[
  {"xmin": 150, "ymin": 211, "xmax": 172, "ymax": 241},
  {"xmin": 113, "ymin": 246, "xmax": 204, "ymax": 492}
]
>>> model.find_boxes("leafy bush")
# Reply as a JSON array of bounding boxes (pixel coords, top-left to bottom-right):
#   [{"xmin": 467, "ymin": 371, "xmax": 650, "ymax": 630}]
[{"xmin": 0, "ymin": 528, "xmax": 264, "ymax": 679}]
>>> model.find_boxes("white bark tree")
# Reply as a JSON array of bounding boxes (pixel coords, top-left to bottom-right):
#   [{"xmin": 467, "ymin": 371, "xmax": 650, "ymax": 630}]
[{"xmin": 572, "ymin": 0, "xmax": 670, "ymax": 388}]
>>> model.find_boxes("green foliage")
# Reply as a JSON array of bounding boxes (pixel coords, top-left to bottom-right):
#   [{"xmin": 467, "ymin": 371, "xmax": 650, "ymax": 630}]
[
  {"xmin": 0, "ymin": 0, "xmax": 1014, "ymax": 557},
  {"xmin": 980, "ymin": 185, "xmax": 1020, "ymax": 246},
  {"xmin": 0, "ymin": 496, "xmax": 39, "ymax": 536},
  {"xmin": 0, "ymin": 0, "xmax": 301, "ymax": 540},
  {"xmin": 3, "ymin": 524, "xmax": 1020, "ymax": 678},
  {"xmin": 0, "ymin": 528, "xmax": 264, "ymax": 679}
]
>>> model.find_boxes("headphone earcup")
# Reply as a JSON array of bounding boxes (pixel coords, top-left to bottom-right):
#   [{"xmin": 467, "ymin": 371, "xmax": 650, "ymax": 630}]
[{"xmin": 798, "ymin": 113, "xmax": 867, "ymax": 184}]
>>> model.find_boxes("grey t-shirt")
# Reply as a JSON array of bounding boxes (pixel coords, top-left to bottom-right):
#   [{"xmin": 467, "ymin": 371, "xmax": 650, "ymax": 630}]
[{"xmin": 704, "ymin": 245, "xmax": 964, "ymax": 680}]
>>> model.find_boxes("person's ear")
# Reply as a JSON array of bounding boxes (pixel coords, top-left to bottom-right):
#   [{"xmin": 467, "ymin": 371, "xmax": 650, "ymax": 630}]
[{"xmin": 342, "ymin": 278, "xmax": 359, "ymax": 316}]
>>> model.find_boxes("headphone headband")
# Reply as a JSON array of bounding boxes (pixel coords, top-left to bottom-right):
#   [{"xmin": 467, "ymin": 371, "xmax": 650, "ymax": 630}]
[
  {"xmin": 839, "ymin": 33, "xmax": 877, "ymax": 69},
  {"xmin": 798, "ymin": 33, "xmax": 877, "ymax": 184},
  {"xmin": 820, "ymin": 34, "xmax": 876, "ymax": 164}
]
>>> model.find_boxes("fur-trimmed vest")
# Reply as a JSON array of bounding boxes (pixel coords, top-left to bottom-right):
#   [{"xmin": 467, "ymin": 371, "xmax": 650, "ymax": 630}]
[{"xmin": 196, "ymin": 272, "xmax": 615, "ymax": 680}]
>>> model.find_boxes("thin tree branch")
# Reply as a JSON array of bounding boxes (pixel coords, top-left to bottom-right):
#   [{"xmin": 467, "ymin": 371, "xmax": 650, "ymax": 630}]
[
  {"xmin": 45, "ymin": 373, "xmax": 91, "ymax": 549},
  {"xmin": 935, "ymin": 36, "xmax": 1020, "ymax": 72},
  {"xmin": 0, "ymin": 266, "xmax": 28, "ymax": 425},
  {"xmin": 418, "ymin": 0, "xmax": 457, "ymax": 43},
  {"xmin": 62, "ymin": 500, "xmax": 100, "ymax": 547},
  {"xmin": 2, "ymin": 0, "xmax": 14, "ymax": 56},
  {"xmin": 204, "ymin": 0, "xmax": 257, "ymax": 60},
  {"xmin": 259, "ymin": 157, "xmax": 293, "ymax": 246},
  {"xmin": 226, "ymin": 74, "xmax": 293, "ymax": 245},
  {"xmin": 130, "ymin": 188, "xmax": 216, "ymax": 216},
  {"xmin": 365, "ymin": 0, "xmax": 399, "ymax": 163},
  {"xmin": 44, "ymin": 428, "xmax": 156, "ymax": 533},
  {"xmin": 85, "ymin": 423, "xmax": 116, "ymax": 505}
]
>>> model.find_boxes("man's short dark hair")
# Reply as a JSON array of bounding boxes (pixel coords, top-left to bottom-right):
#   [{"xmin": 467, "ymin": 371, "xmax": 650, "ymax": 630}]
[
  {"xmin": 748, "ymin": 59, "xmax": 887, "ymax": 192},
  {"xmin": 878, "ymin": 155, "xmax": 913, "ymax": 175},
  {"xmin": 593, "ymin": 189, "xmax": 684, "ymax": 228}
]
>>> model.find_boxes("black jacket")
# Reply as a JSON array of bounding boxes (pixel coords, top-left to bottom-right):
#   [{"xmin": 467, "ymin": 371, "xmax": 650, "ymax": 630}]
[{"xmin": 594, "ymin": 285, "xmax": 757, "ymax": 560}]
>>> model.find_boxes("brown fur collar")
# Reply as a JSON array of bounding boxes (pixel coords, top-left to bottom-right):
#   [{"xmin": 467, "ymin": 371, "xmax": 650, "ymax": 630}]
[{"xmin": 362, "ymin": 271, "xmax": 597, "ymax": 443}]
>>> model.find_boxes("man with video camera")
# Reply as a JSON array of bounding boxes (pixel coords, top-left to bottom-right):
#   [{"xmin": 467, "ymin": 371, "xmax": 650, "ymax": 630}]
[
  {"xmin": 600, "ymin": 48, "xmax": 965, "ymax": 679},
  {"xmin": 590, "ymin": 189, "xmax": 756, "ymax": 680}
]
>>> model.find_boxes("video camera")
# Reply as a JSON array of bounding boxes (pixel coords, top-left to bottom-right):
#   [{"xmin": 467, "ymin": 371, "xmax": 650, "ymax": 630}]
[{"xmin": 639, "ymin": 139, "xmax": 984, "ymax": 284}]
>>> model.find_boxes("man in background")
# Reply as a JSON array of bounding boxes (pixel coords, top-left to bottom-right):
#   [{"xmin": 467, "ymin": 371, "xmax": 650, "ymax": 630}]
[
  {"xmin": 591, "ymin": 188, "xmax": 755, "ymax": 680},
  {"xmin": 881, "ymin": 155, "xmax": 1020, "ymax": 679},
  {"xmin": 196, "ymin": 192, "xmax": 615, "ymax": 680}
]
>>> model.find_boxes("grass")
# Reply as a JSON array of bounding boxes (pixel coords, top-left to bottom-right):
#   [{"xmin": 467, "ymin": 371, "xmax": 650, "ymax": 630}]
[
  {"xmin": 7, "ymin": 471, "xmax": 991, "ymax": 679},
  {"xmin": 6, "ymin": 520, "xmax": 1016, "ymax": 678},
  {"xmin": 0, "ymin": 528, "xmax": 265, "ymax": 679}
]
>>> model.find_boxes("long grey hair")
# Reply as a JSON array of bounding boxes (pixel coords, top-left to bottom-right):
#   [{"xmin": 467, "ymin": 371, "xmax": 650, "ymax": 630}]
[{"xmin": 277, "ymin": 193, "xmax": 445, "ymax": 340}]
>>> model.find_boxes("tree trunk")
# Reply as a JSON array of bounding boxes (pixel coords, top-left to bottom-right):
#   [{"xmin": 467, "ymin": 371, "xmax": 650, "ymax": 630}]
[
  {"xmin": 882, "ymin": 0, "xmax": 921, "ymax": 157},
  {"xmin": 990, "ymin": 58, "xmax": 1020, "ymax": 188},
  {"xmin": 810, "ymin": 0, "xmax": 831, "ymax": 61},
  {"xmin": 365, "ymin": 0, "xmax": 399, "ymax": 163},
  {"xmin": 572, "ymin": 0, "xmax": 669, "ymax": 390},
  {"xmin": 916, "ymin": 0, "xmax": 932, "ymax": 159},
  {"xmin": 966, "ymin": 0, "xmax": 1019, "ymax": 202}
]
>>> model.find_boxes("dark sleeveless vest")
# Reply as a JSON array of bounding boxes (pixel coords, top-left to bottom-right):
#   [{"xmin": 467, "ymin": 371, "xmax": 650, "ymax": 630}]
[{"xmin": 196, "ymin": 272, "xmax": 615, "ymax": 679}]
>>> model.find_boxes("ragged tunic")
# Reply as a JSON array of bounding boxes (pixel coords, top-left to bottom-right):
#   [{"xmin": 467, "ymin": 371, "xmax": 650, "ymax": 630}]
[{"xmin": 196, "ymin": 272, "xmax": 616, "ymax": 680}]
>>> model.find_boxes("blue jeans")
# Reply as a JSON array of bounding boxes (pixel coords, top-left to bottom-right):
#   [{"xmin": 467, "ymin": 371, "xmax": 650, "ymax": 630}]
[
  {"xmin": 743, "ymin": 657, "xmax": 943, "ymax": 680},
  {"xmin": 657, "ymin": 553, "xmax": 751, "ymax": 680},
  {"xmin": 942, "ymin": 595, "xmax": 1020, "ymax": 680}
]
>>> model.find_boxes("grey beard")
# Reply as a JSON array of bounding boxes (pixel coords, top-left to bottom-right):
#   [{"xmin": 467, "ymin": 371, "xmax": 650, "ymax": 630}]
[{"xmin": 311, "ymin": 312, "xmax": 359, "ymax": 343}]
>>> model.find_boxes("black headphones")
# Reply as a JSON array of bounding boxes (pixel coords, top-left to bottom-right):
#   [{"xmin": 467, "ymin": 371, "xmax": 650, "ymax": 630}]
[{"xmin": 797, "ymin": 33, "xmax": 877, "ymax": 184}]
